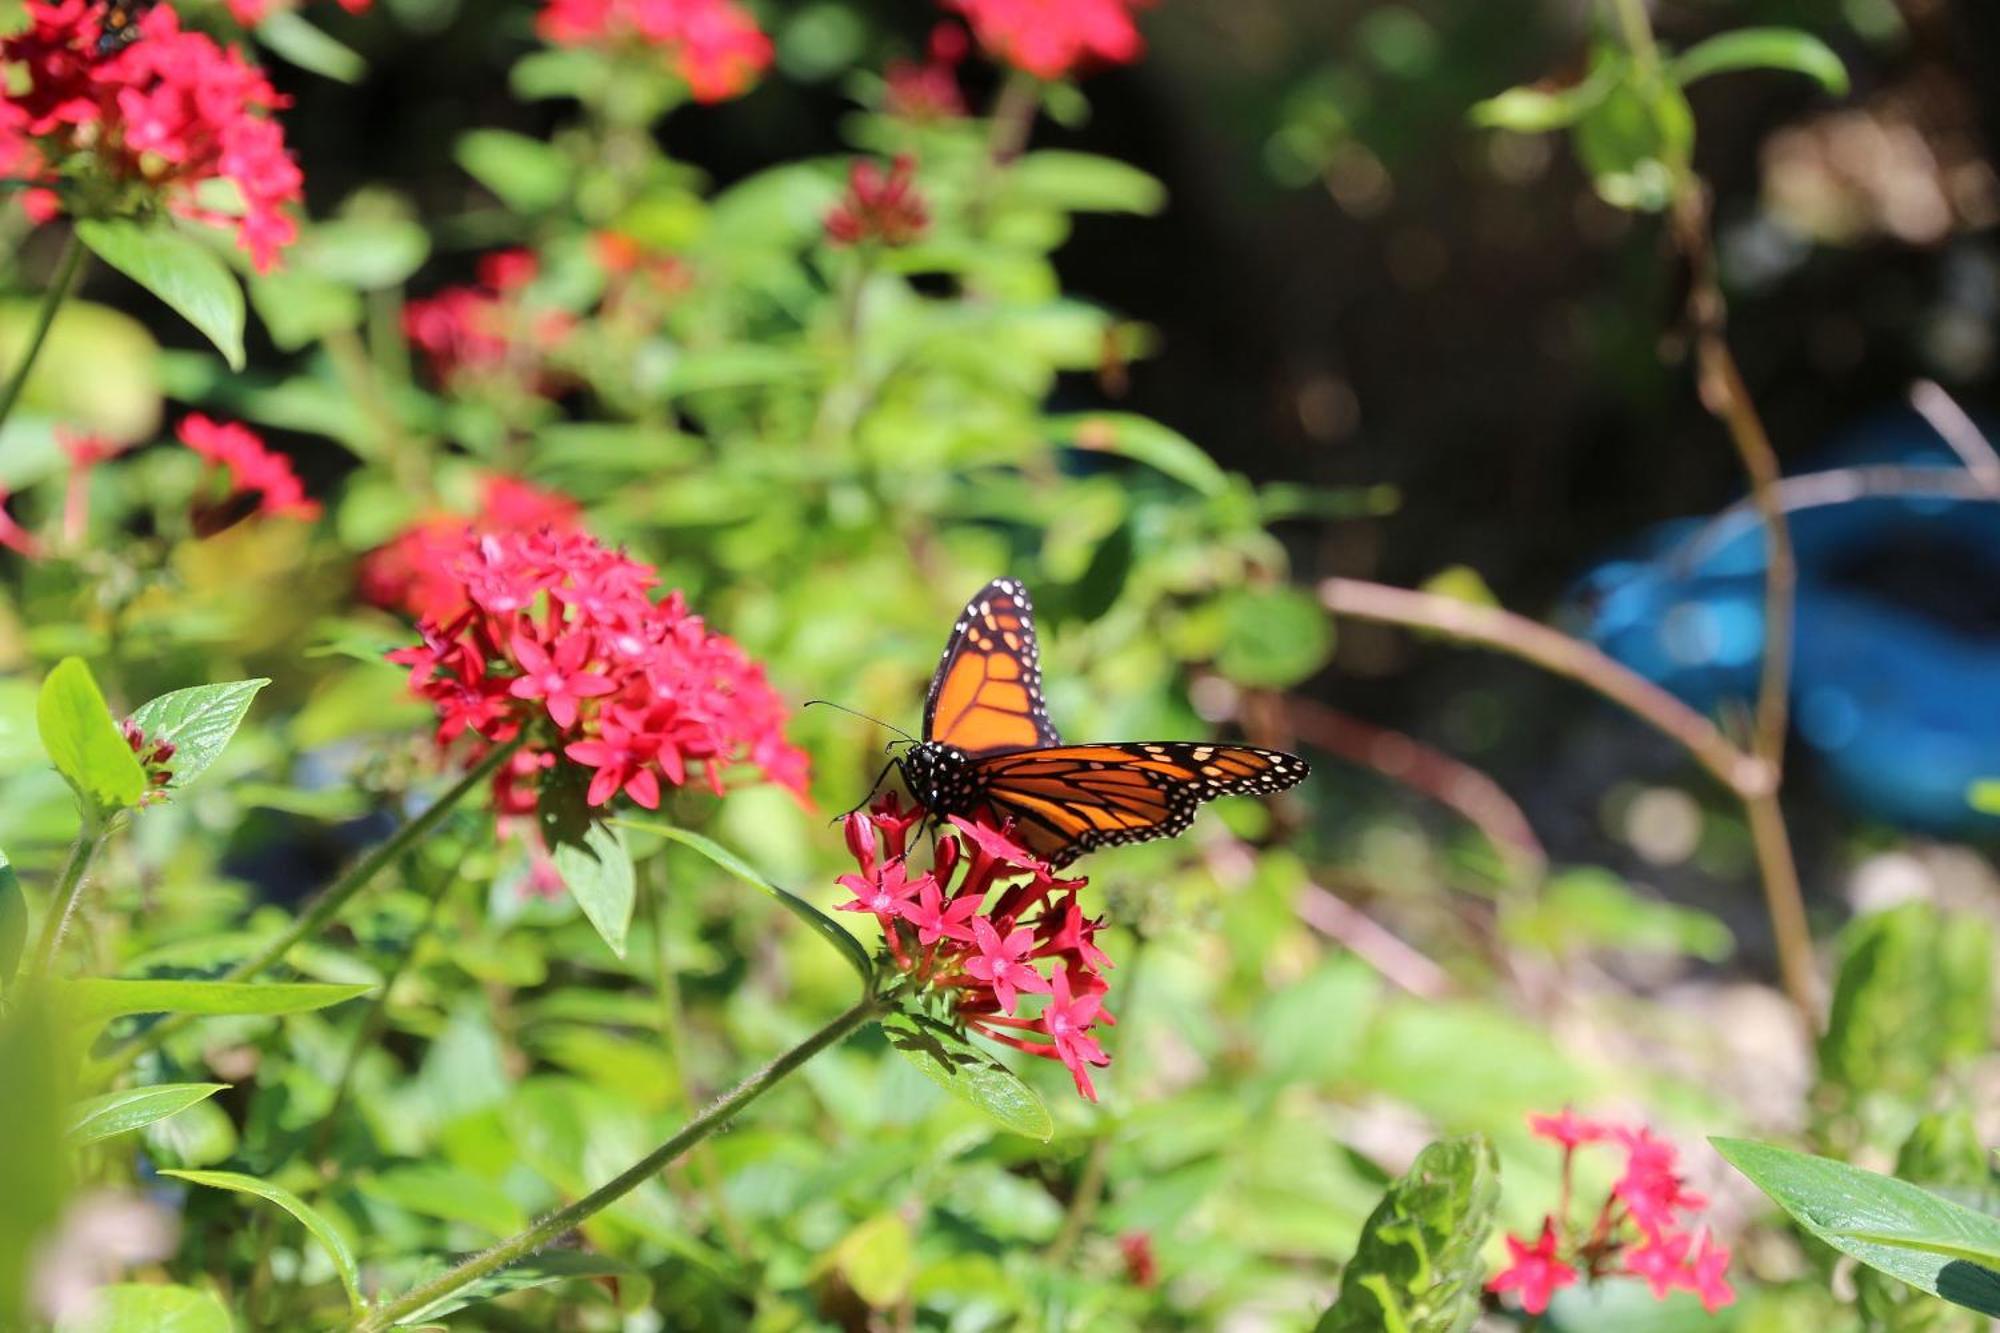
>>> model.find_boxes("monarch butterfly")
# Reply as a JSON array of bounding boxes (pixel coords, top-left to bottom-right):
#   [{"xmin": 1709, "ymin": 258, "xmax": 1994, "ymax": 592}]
[{"xmin": 889, "ymin": 578, "xmax": 1309, "ymax": 867}]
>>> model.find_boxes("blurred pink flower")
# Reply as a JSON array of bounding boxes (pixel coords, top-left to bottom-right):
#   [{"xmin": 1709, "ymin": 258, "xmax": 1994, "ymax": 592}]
[
  {"xmin": 0, "ymin": 1, "xmax": 304, "ymax": 268},
  {"xmin": 537, "ymin": 0, "xmax": 772, "ymax": 102},
  {"xmin": 944, "ymin": 0, "xmax": 1151, "ymax": 81}
]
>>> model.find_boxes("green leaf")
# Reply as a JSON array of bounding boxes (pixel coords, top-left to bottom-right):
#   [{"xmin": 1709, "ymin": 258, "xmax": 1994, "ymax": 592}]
[
  {"xmin": 1003, "ymin": 151, "xmax": 1167, "ymax": 215},
  {"xmin": 0, "ymin": 850, "xmax": 23, "ymax": 992},
  {"xmin": 1047, "ymin": 413, "xmax": 1227, "ymax": 496},
  {"xmin": 53, "ymin": 1282, "xmax": 233, "ymax": 1332},
  {"xmin": 162, "ymin": 1170, "xmax": 363, "ymax": 1312},
  {"xmin": 1972, "ymin": 778, "xmax": 2000, "ymax": 816},
  {"xmin": 290, "ymin": 216, "xmax": 430, "ymax": 290},
  {"xmin": 1671, "ymin": 27, "xmax": 1850, "ymax": 96},
  {"xmin": 1574, "ymin": 79, "xmax": 1693, "ymax": 212},
  {"xmin": 68, "ymin": 1082, "xmax": 230, "ymax": 1145},
  {"xmin": 456, "ymin": 129, "xmax": 571, "ymax": 214},
  {"xmin": 832, "ymin": 1213, "xmax": 916, "ymax": 1308},
  {"xmin": 1217, "ymin": 586, "xmax": 1334, "ymax": 689},
  {"xmin": 879, "ymin": 1012, "xmax": 1053, "ymax": 1141},
  {"xmin": 1471, "ymin": 65, "xmax": 1617, "ymax": 132},
  {"xmin": 129, "ymin": 679, "xmax": 269, "ymax": 791},
  {"xmin": 248, "ymin": 270, "xmax": 363, "ymax": 351},
  {"xmin": 356, "ymin": 1164, "xmax": 527, "ymax": 1236},
  {"xmin": 612, "ymin": 818, "xmax": 873, "ymax": 988},
  {"xmin": 389, "ymin": 1252, "xmax": 651, "ymax": 1325},
  {"xmin": 52, "ymin": 979, "xmax": 370, "ymax": 1032},
  {"xmin": 255, "ymin": 8, "xmax": 366, "ymax": 82},
  {"xmin": 0, "ymin": 298, "xmax": 162, "ymax": 446},
  {"xmin": 76, "ymin": 220, "xmax": 246, "ymax": 370},
  {"xmin": 1818, "ymin": 904, "xmax": 1992, "ymax": 1138},
  {"xmin": 1503, "ymin": 867, "xmax": 1733, "ymax": 963},
  {"xmin": 1317, "ymin": 1134, "xmax": 1500, "ymax": 1332},
  {"xmin": 1715, "ymin": 1137, "xmax": 2000, "ymax": 1317},
  {"xmin": 550, "ymin": 820, "xmax": 635, "ymax": 958},
  {"xmin": 38, "ymin": 657, "xmax": 147, "ymax": 816}
]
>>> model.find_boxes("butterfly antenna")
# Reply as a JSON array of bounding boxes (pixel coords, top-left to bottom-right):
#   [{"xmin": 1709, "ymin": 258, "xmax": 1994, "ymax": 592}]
[{"xmin": 803, "ymin": 699, "xmax": 917, "ymax": 744}]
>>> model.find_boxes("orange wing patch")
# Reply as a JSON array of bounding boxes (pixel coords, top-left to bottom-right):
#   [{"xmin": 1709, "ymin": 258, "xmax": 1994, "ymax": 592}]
[
  {"xmin": 971, "ymin": 743, "xmax": 1310, "ymax": 866},
  {"xmin": 922, "ymin": 577, "xmax": 1060, "ymax": 756}
]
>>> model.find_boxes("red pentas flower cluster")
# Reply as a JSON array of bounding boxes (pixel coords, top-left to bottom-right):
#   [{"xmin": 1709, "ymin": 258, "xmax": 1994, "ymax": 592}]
[
  {"xmin": 388, "ymin": 526, "xmax": 809, "ymax": 814},
  {"xmin": 883, "ymin": 23, "xmax": 967, "ymax": 122},
  {"xmin": 837, "ymin": 795, "xmax": 1116, "ymax": 1099},
  {"xmin": 537, "ymin": 0, "xmax": 772, "ymax": 103},
  {"xmin": 0, "ymin": 1, "xmax": 304, "ymax": 270},
  {"xmin": 1488, "ymin": 1110, "xmax": 1735, "ymax": 1317},
  {"xmin": 824, "ymin": 156, "xmax": 929, "ymax": 248},
  {"xmin": 404, "ymin": 249, "xmax": 578, "ymax": 395},
  {"xmin": 178, "ymin": 414, "xmax": 319, "ymax": 521},
  {"xmin": 944, "ymin": 0, "xmax": 1151, "ymax": 81},
  {"xmin": 359, "ymin": 475, "xmax": 581, "ymax": 624}
]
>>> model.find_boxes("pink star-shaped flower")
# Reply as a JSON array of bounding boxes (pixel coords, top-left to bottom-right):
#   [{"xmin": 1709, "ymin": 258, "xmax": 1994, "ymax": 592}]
[
  {"xmin": 1488, "ymin": 1220, "xmax": 1576, "ymax": 1315},
  {"xmin": 962, "ymin": 916, "xmax": 1048, "ymax": 1013}
]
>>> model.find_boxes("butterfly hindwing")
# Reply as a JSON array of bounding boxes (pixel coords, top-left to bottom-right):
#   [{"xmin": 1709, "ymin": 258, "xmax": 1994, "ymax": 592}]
[
  {"xmin": 923, "ymin": 577, "xmax": 1061, "ymax": 756},
  {"xmin": 972, "ymin": 742, "xmax": 1309, "ymax": 866}
]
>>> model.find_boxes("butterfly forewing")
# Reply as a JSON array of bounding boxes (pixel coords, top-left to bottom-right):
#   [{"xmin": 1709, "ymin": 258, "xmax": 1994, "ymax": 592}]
[
  {"xmin": 922, "ymin": 577, "xmax": 1060, "ymax": 755},
  {"xmin": 974, "ymin": 742, "xmax": 1310, "ymax": 866}
]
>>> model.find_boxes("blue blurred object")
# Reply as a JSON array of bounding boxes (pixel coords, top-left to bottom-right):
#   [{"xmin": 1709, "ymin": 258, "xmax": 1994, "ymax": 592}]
[{"xmin": 1561, "ymin": 407, "xmax": 2000, "ymax": 836}]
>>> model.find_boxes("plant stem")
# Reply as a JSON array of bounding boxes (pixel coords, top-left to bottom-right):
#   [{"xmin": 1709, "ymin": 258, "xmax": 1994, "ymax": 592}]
[
  {"xmin": 1317, "ymin": 579, "xmax": 1770, "ymax": 797},
  {"xmin": 312, "ymin": 857, "xmax": 454, "ymax": 1164},
  {"xmin": 1045, "ymin": 932, "xmax": 1149, "ymax": 1267},
  {"xmin": 106, "ymin": 741, "xmax": 519, "ymax": 1067},
  {"xmin": 353, "ymin": 994, "xmax": 882, "ymax": 1331},
  {"xmin": 1611, "ymin": 0, "xmax": 1818, "ymax": 1022},
  {"xmin": 0, "ymin": 230, "xmax": 86, "ymax": 438},
  {"xmin": 27, "ymin": 816, "xmax": 108, "ymax": 981},
  {"xmin": 1672, "ymin": 192, "xmax": 1795, "ymax": 776},
  {"xmin": 1317, "ymin": 577, "xmax": 1821, "ymax": 1028}
]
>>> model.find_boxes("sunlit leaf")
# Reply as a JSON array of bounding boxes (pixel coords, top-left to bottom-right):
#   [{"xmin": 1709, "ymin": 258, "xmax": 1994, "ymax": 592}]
[
  {"xmin": 1671, "ymin": 27, "xmax": 1849, "ymax": 96},
  {"xmin": 37, "ymin": 657, "xmax": 146, "ymax": 816},
  {"xmin": 76, "ymin": 220, "xmax": 245, "ymax": 370},
  {"xmin": 1317, "ymin": 1134, "xmax": 1499, "ymax": 1332},
  {"xmin": 255, "ymin": 8, "xmax": 366, "ymax": 82},
  {"xmin": 52, "ymin": 979, "xmax": 370, "ymax": 1033},
  {"xmin": 129, "ymin": 679, "xmax": 269, "ymax": 791},
  {"xmin": 68, "ymin": 1083, "xmax": 229, "ymax": 1145},
  {"xmin": 1048, "ymin": 413, "xmax": 1227, "ymax": 496},
  {"xmin": 162, "ymin": 1170, "xmax": 363, "ymax": 1312},
  {"xmin": 550, "ymin": 820, "xmax": 635, "ymax": 958},
  {"xmin": 1716, "ymin": 1138, "xmax": 2000, "ymax": 1317},
  {"xmin": 880, "ymin": 1012, "xmax": 1053, "ymax": 1141}
]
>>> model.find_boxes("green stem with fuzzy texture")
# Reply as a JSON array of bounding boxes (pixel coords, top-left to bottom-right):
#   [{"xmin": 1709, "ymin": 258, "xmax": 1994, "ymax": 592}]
[
  {"xmin": 27, "ymin": 816, "xmax": 108, "ymax": 981},
  {"xmin": 104, "ymin": 741, "xmax": 520, "ymax": 1067},
  {"xmin": 0, "ymin": 231, "xmax": 86, "ymax": 439},
  {"xmin": 353, "ymin": 993, "xmax": 882, "ymax": 1330}
]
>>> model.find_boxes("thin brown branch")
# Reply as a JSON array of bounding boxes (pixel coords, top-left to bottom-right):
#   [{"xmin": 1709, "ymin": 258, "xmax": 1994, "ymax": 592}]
[
  {"xmin": 1295, "ymin": 883, "xmax": 1454, "ymax": 1000},
  {"xmin": 1285, "ymin": 696, "xmax": 1547, "ymax": 885},
  {"xmin": 1672, "ymin": 465, "xmax": 2000, "ymax": 572},
  {"xmin": 1317, "ymin": 578, "xmax": 1770, "ymax": 798},
  {"xmin": 1910, "ymin": 379, "xmax": 2000, "ymax": 488},
  {"xmin": 1318, "ymin": 575, "xmax": 1819, "ymax": 1027},
  {"xmin": 1673, "ymin": 190, "xmax": 1794, "ymax": 773}
]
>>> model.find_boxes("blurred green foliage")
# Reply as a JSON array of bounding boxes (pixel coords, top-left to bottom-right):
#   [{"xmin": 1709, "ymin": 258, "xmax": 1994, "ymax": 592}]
[{"xmin": 0, "ymin": 0, "xmax": 1991, "ymax": 1329}]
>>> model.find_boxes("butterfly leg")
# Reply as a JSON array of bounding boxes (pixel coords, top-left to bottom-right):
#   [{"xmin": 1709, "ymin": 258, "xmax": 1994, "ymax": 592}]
[{"xmin": 829, "ymin": 754, "xmax": 900, "ymax": 824}]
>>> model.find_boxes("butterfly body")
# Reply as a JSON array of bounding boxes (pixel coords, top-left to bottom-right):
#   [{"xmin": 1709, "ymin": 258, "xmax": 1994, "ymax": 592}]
[{"xmin": 896, "ymin": 578, "xmax": 1309, "ymax": 866}]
